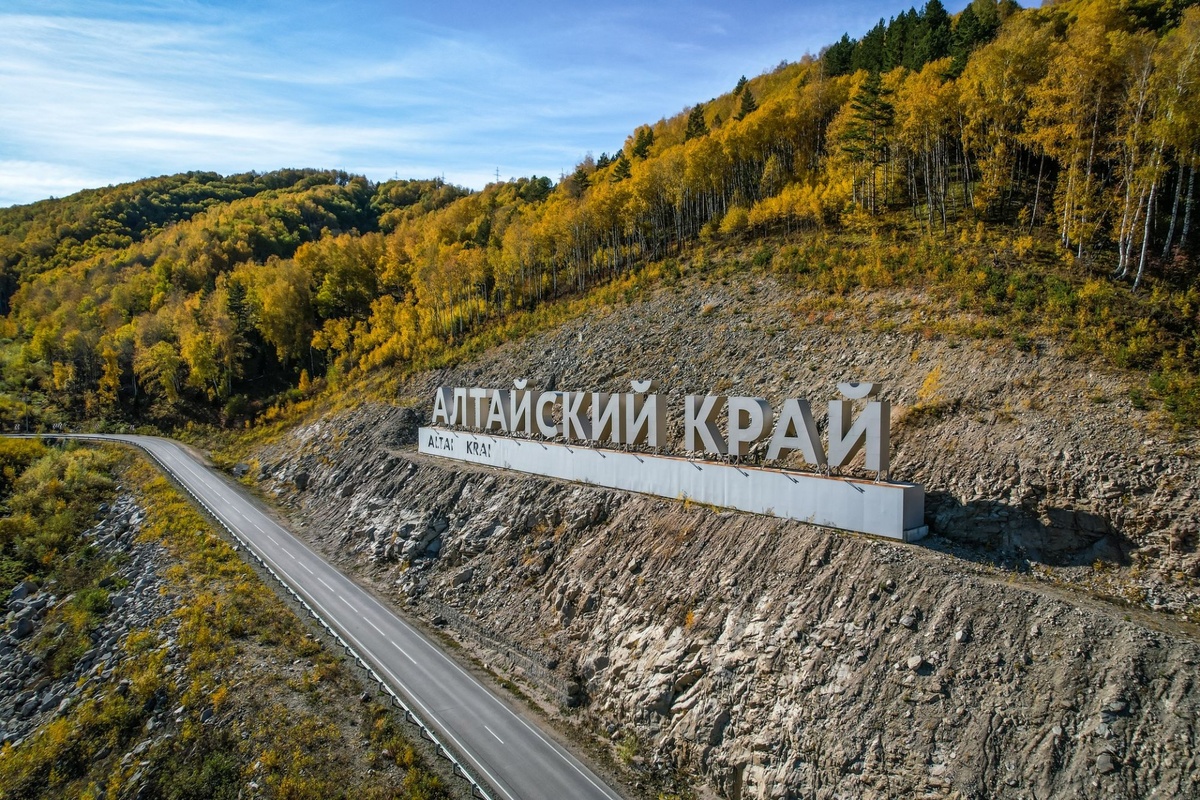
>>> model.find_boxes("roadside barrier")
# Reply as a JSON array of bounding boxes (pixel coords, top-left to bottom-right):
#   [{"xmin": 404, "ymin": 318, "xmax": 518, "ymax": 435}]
[{"xmin": 426, "ymin": 599, "xmax": 575, "ymax": 707}]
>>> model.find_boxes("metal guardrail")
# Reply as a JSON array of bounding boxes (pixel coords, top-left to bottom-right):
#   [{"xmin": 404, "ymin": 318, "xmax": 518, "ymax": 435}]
[
  {"xmin": 70, "ymin": 435, "xmax": 497, "ymax": 800},
  {"xmin": 426, "ymin": 600, "xmax": 575, "ymax": 707}
]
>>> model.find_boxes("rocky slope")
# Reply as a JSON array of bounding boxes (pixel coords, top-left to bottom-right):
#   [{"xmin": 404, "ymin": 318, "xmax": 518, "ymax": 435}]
[
  {"xmin": 247, "ymin": 273, "xmax": 1200, "ymax": 799},
  {"xmin": 1, "ymin": 496, "xmax": 178, "ymax": 751}
]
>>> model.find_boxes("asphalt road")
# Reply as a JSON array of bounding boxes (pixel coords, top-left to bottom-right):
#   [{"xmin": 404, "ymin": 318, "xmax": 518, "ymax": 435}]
[{"xmin": 70, "ymin": 434, "xmax": 624, "ymax": 800}]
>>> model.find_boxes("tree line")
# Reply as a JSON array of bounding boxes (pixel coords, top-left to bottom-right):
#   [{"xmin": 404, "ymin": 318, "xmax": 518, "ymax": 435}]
[{"xmin": 1, "ymin": 0, "xmax": 1198, "ymax": 427}]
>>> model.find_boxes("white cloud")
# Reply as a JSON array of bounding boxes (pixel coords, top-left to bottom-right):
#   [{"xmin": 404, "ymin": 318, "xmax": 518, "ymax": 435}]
[{"xmin": 0, "ymin": 160, "xmax": 123, "ymax": 207}]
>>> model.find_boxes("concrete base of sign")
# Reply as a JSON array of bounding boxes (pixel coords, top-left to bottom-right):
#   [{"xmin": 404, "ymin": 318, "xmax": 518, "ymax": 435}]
[{"xmin": 418, "ymin": 427, "xmax": 927, "ymax": 542}]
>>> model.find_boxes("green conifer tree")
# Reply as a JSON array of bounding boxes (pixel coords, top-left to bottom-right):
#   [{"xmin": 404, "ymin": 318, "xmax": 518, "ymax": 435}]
[
  {"xmin": 823, "ymin": 34, "xmax": 857, "ymax": 76},
  {"xmin": 852, "ymin": 19, "xmax": 887, "ymax": 73},
  {"xmin": 736, "ymin": 88, "xmax": 758, "ymax": 120},
  {"xmin": 685, "ymin": 104, "xmax": 709, "ymax": 140},
  {"xmin": 611, "ymin": 153, "xmax": 631, "ymax": 182},
  {"xmin": 631, "ymin": 126, "xmax": 655, "ymax": 159}
]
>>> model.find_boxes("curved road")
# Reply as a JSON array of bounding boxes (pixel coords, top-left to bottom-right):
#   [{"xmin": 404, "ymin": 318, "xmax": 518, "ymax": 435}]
[{"xmin": 66, "ymin": 434, "xmax": 623, "ymax": 800}]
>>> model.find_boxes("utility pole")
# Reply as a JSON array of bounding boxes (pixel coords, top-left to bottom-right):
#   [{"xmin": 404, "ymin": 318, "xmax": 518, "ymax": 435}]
[{"xmin": 495, "ymin": 167, "xmax": 500, "ymax": 183}]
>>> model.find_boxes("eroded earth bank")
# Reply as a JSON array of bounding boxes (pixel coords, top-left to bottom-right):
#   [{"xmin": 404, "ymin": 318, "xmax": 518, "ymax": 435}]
[{"xmin": 247, "ymin": 276, "xmax": 1199, "ymax": 800}]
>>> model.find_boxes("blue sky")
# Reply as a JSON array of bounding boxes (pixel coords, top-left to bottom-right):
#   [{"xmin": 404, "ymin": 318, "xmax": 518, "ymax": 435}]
[{"xmin": 0, "ymin": 0, "xmax": 973, "ymax": 207}]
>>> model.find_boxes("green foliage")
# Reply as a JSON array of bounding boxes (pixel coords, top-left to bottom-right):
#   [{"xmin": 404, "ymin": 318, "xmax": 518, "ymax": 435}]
[
  {"xmin": 617, "ymin": 730, "xmax": 640, "ymax": 765},
  {"xmin": 824, "ymin": 34, "xmax": 857, "ymax": 76},
  {"xmin": 630, "ymin": 125, "xmax": 655, "ymax": 159},
  {"xmin": 831, "ymin": 0, "xmax": 978, "ymax": 76},
  {"xmin": 0, "ymin": 170, "xmax": 332, "ymax": 287},
  {"xmin": 736, "ymin": 87, "xmax": 758, "ymax": 121},
  {"xmin": 684, "ymin": 104, "xmax": 708, "ymax": 141}
]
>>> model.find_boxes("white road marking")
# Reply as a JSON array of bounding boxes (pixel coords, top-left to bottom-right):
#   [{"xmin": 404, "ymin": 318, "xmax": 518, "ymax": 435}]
[
  {"xmin": 338, "ymin": 595, "xmax": 358, "ymax": 613},
  {"xmin": 356, "ymin": 581, "xmax": 625, "ymax": 799},
  {"xmin": 300, "ymin": 563, "xmax": 314, "ymax": 575},
  {"xmin": 391, "ymin": 641, "xmax": 417, "ymax": 664},
  {"xmin": 364, "ymin": 618, "xmax": 386, "ymax": 636},
  {"xmin": 316, "ymin": 577, "xmax": 333, "ymax": 591},
  {"xmin": 284, "ymin": 549, "xmax": 297, "ymax": 559},
  {"xmin": 485, "ymin": 725, "xmax": 505, "ymax": 744},
  {"xmin": 294, "ymin": 588, "xmax": 519, "ymax": 800}
]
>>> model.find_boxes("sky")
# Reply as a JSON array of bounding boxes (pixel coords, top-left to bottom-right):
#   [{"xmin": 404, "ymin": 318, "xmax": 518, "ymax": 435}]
[{"xmin": 0, "ymin": 0, "xmax": 975, "ymax": 208}]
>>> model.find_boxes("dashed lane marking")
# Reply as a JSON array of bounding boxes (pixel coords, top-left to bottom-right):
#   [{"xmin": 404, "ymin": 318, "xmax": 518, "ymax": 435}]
[{"xmin": 391, "ymin": 641, "xmax": 417, "ymax": 664}]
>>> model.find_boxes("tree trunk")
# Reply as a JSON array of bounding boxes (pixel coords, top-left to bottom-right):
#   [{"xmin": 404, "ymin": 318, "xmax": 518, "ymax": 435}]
[
  {"xmin": 1162, "ymin": 164, "xmax": 1185, "ymax": 258},
  {"xmin": 1078, "ymin": 92, "xmax": 1105, "ymax": 260},
  {"xmin": 1181, "ymin": 160, "xmax": 1196, "ymax": 246},
  {"xmin": 1030, "ymin": 154, "xmax": 1045, "ymax": 235},
  {"xmin": 1133, "ymin": 177, "xmax": 1158, "ymax": 291}
]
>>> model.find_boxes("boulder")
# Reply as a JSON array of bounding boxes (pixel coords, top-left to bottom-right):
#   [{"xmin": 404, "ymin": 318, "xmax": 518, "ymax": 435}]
[
  {"xmin": 11, "ymin": 616, "xmax": 34, "ymax": 639},
  {"xmin": 8, "ymin": 580, "xmax": 36, "ymax": 604}
]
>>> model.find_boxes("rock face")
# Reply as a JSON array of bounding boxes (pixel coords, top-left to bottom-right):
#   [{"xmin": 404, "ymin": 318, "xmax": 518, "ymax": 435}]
[
  {"xmin": 254, "ymin": 402, "xmax": 1199, "ymax": 799},
  {"xmin": 390, "ymin": 276, "xmax": 1200, "ymax": 594},
  {"xmin": 250, "ymin": 275, "xmax": 1200, "ymax": 799}
]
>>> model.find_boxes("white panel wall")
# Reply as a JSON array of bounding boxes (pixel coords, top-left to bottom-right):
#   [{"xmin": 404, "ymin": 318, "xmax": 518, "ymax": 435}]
[{"xmin": 418, "ymin": 427, "xmax": 927, "ymax": 542}]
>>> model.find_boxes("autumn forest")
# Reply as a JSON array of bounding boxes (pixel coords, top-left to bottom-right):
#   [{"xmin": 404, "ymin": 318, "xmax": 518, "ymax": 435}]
[{"xmin": 2, "ymin": 0, "xmax": 1199, "ymax": 429}]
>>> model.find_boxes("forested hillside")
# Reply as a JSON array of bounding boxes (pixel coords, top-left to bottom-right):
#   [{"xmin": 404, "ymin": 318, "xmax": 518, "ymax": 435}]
[{"xmin": 2, "ymin": 0, "xmax": 1199, "ymax": 429}]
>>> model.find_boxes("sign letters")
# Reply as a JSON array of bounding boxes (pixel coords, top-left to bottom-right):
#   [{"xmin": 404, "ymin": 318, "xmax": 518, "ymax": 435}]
[{"xmin": 431, "ymin": 379, "xmax": 891, "ymax": 476}]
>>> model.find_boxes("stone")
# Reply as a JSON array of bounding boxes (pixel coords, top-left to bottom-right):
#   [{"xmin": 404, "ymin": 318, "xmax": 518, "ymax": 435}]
[
  {"xmin": 231, "ymin": 463, "xmax": 250, "ymax": 478},
  {"xmin": 294, "ymin": 472, "xmax": 310, "ymax": 491},
  {"xmin": 1095, "ymin": 752, "xmax": 1117, "ymax": 774},
  {"xmin": 452, "ymin": 567, "xmax": 475, "ymax": 587},
  {"xmin": 8, "ymin": 580, "xmax": 35, "ymax": 603},
  {"xmin": 906, "ymin": 655, "xmax": 925, "ymax": 671},
  {"xmin": 955, "ymin": 629, "xmax": 970, "ymax": 644},
  {"xmin": 899, "ymin": 614, "xmax": 917, "ymax": 630},
  {"xmin": 11, "ymin": 616, "xmax": 34, "ymax": 639}
]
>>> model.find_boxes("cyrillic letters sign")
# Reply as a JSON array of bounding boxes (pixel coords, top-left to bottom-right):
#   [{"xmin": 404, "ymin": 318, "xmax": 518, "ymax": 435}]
[{"xmin": 419, "ymin": 380, "xmax": 926, "ymax": 542}]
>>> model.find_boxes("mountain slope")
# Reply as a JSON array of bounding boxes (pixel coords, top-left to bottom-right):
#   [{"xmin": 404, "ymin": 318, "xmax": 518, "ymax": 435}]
[{"xmin": 240, "ymin": 267, "xmax": 1200, "ymax": 799}]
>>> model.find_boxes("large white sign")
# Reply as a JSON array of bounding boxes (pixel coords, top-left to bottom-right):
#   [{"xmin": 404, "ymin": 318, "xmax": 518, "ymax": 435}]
[
  {"xmin": 420, "ymin": 381, "xmax": 926, "ymax": 542},
  {"xmin": 417, "ymin": 427, "xmax": 926, "ymax": 541}
]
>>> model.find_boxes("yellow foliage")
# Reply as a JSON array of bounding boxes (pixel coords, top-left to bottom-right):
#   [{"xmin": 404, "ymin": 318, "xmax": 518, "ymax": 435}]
[{"xmin": 917, "ymin": 365, "xmax": 944, "ymax": 407}]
